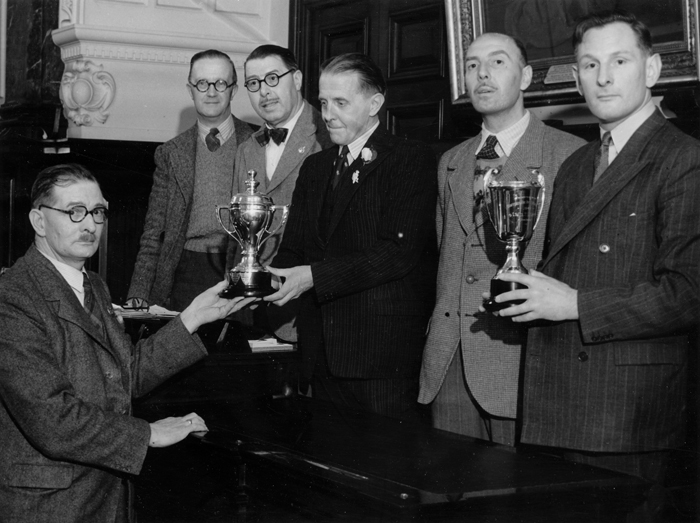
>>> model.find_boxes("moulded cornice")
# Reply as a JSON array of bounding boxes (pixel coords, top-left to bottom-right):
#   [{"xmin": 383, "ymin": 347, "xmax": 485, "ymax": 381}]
[{"xmin": 52, "ymin": 25, "xmax": 258, "ymax": 65}]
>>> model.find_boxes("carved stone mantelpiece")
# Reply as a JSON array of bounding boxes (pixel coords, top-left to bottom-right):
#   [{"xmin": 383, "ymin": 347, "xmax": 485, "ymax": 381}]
[{"xmin": 52, "ymin": 0, "xmax": 289, "ymax": 142}]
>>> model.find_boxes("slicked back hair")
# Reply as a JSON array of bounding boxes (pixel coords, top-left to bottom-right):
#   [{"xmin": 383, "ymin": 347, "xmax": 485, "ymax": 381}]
[
  {"xmin": 189, "ymin": 49, "xmax": 237, "ymax": 85},
  {"xmin": 244, "ymin": 45, "xmax": 299, "ymax": 72},
  {"xmin": 320, "ymin": 53, "xmax": 387, "ymax": 96},
  {"xmin": 573, "ymin": 10, "xmax": 653, "ymax": 57},
  {"xmin": 31, "ymin": 164, "xmax": 99, "ymax": 209}
]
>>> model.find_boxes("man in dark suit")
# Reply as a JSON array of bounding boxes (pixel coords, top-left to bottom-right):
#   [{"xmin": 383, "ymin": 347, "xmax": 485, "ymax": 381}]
[
  {"xmin": 228, "ymin": 45, "xmax": 332, "ymax": 342},
  {"xmin": 0, "ymin": 164, "xmax": 251, "ymax": 522},
  {"xmin": 495, "ymin": 10, "xmax": 700, "ymax": 496},
  {"xmin": 127, "ymin": 49, "xmax": 256, "ymax": 311},
  {"xmin": 265, "ymin": 53, "xmax": 437, "ymax": 421},
  {"xmin": 418, "ymin": 33, "xmax": 584, "ymax": 445}
]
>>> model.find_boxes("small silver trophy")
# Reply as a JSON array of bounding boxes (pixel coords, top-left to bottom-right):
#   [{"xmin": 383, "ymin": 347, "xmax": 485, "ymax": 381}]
[
  {"xmin": 483, "ymin": 169, "xmax": 545, "ymax": 312},
  {"xmin": 216, "ymin": 170, "xmax": 289, "ymax": 298}
]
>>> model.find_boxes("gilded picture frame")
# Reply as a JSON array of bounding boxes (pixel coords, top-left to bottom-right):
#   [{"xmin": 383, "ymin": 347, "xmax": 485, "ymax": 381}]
[{"xmin": 445, "ymin": 0, "xmax": 700, "ymax": 104}]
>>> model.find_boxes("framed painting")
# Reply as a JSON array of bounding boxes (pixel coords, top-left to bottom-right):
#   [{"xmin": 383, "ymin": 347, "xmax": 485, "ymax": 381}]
[{"xmin": 445, "ymin": 0, "xmax": 700, "ymax": 103}]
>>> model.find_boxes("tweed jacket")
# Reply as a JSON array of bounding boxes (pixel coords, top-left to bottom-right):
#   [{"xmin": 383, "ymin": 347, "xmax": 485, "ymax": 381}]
[
  {"xmin": 418, "ymin": 114, "xmax": 585, "ymax": 418},
  {"xmin": 0, "ymin": 245, "xmax": 207, "ymax": 522},
  {"xmin": 227, "ymin": 101, "xmax": 332, "ymax": 341},
  {"xmin": 522, "ymin": 110, "xmax": 700, "ymax": 453},
  {"xmin": 128, "ymin": 117, "xmax": 256, "ymax": 307},
  {"xmin": 271, "ymin": 125, "xmax": 438, "ymax": 380}
]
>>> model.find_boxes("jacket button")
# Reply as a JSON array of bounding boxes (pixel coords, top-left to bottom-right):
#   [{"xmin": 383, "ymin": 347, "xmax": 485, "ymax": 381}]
[
  {"xmin": 465, "ymin": 275, "xmax": 476, "ymax": 284},
  {"xmin": 578, "ymin": 352, "xmax": 589, "ymax": 362},
  {"xmin": 445, "ymin": 312, "xmax": 450, "ymax": 317},
  {"xmin": 599, "ymin": 244, "xmax": 611, "ymax": 253}
]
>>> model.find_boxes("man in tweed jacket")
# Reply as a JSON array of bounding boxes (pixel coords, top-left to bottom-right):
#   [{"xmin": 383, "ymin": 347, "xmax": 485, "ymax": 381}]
[
  {"xmin": 127, "ymin": 49, "xmax": 256, "ymax": 311},
  {"xmin": 498, "ymin": 11, "xmax": 700, "ymax": 494},
  {"xmin": 0, "ymin": 164, "xmax": 250, "ymax": 522},
  {"xmin": 418, "ymin": 33, "xmax": 584, "ymax": 445}
]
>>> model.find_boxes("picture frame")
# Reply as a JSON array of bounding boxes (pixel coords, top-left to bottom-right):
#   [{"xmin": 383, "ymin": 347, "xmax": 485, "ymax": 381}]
[{"xmin": 445, "ymin": 0, "xmax": 700, "ymax": 104}]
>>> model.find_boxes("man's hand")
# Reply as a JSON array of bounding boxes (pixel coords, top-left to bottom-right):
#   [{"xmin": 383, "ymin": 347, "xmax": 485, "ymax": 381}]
[
  {"xmin": 149, "ymin": 412, "xmax": 207, "ymax": 448},
  {"xmin": 490, "ymin": 269, "xmax": 579, "ymax": 322},
  {"xmin": 263, "ymin": 266, "xmax": 313, "ymax": 306},
  {"xmin": 180, "ymin": 280, "xmax": 258, "ymax": 333}
]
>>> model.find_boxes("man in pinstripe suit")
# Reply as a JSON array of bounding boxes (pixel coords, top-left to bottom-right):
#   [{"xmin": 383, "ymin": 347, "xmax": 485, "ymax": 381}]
[
  {"xmin": 496, "ymin": 10, "xmax": 700, "ymax": 500},
  {"xmin": 265, "ymin": 53, "xmax": 437, "ymax": 422},
  {"xmin": 418, "ymin": 33, "xmax": 584, "ymax": 445}
]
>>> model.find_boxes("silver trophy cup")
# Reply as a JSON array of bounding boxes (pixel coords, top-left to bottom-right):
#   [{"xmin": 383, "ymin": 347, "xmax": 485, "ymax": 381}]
[
  {"xmin": 216, "ymin": 170, "xmax": 289, "ymax": 298},
  {"xmin": 483, "ymin": 170, "xmax": 545, "ymax": 312}
]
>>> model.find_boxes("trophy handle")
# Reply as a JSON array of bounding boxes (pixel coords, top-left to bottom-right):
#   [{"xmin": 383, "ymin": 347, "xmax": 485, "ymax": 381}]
[
  {"xmin": 258, "ymin": 205, "xmax": 290, "ymax": 249},
  {"xmin": 215, "ymin": 205, "xmax": 244, "ymax": 247},
  {"xmin": 532, "ymin": 173, "xmax": 546, "ymax": 231},
  {"xmin": 483, "ymin": 168, "xmax": 498, "ymax": 226}
]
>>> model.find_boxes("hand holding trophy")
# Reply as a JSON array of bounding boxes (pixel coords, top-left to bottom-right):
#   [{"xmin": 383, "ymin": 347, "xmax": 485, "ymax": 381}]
[
  {"xmin": 216, "ymin": 170, "xmax": 289, "ymax": 298},
  {"xmin": 482, "ymin": 169, "xmax": 545, "ymax": 312}
]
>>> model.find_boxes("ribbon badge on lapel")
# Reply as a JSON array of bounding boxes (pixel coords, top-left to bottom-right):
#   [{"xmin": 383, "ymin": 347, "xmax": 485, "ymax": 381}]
[{"xmin": 352, "ymin": 170, "xmax": 360, "ymax": 184}]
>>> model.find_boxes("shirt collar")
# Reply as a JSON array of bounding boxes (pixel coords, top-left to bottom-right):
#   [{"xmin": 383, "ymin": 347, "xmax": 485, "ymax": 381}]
[
  {"xmin": 197, "ymin": 114, "xmax": 234, "ymax": 145},
  {"xmin": 603, "ymin": 97, "xmax": 656, "ymax": 153},
  {"xmin": 37, "ymin": 248, "xmax": 86, "ymax": 300},
  {"xmin": 478, "ymin": 111, "xmax": 531, "ymax": 157},
  {"xmin": 346, "ymin": 121, "xmax": 380, "ymax": 161}
]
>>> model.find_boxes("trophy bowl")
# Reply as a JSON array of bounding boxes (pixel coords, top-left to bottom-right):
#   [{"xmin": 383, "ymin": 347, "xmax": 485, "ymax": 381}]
[
  {"xmin": 482, "ymin": 171, "xmax": 545, "ymax": 312},
  {"xmin": 216, "ymin": 170, "xmax": 289, "ymax": 298}
]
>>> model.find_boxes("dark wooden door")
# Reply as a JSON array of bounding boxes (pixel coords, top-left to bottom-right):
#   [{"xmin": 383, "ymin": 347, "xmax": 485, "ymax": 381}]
[{"xmin": 291, "ymin": 0, "xmax": 477, "ymax": 155}]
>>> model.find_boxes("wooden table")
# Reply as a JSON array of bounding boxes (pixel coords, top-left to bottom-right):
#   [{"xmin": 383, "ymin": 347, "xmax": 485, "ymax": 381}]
[{"xmin": 138, "ymin": 396, "xmax": 648, "ymax": 522}]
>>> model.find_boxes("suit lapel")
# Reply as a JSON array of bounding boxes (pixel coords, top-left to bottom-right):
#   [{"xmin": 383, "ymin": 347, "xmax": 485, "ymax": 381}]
[
  {"xmin": 543, "ymin": 111, "xmax": 665, "ymax": 266},
  {"xmin": 267, "ymin": 102, "xmax": 317, "ymax": 194},
  {"xmin": 26, "ymin": 247, "xmax": 114, "ymax": 352},
  {"xmin": 449, "ymin": 115, "xmax": 547, "ymax": 235},
  {"xmin": 325, "ymin": 126, "xmax": 396, "ymax": 240}
]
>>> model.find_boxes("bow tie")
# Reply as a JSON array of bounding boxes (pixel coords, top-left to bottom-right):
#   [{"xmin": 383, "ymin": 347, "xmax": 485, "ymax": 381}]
[{"xmin": 256, "ymin": 127, "xmax": 288, "ymax": 146}]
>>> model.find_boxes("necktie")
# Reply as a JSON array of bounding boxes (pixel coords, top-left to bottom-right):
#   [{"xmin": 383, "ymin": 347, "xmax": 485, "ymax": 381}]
[
  {"xmin": 83, "ymin": 273, "xmax": 105, "ymax": 334},
  {"xmin": 83, "ymin": 273, "xmax": 94, "ymax": 313},
  {"xmin": 255, "ymin": 127, "xmax": 289, "ymax": 146},
  {"xmin": 205, "ymin": 128, "xmax": 220, "ymax": 152},
  {"xmin": 332, "ymin": 145, "xmax": 350, "ymax": 189},
  {"xmin": 594, "ymin": 131, "xmax": 612, "ymax": 182},
  {"xmin": 476, "ymin": 135, "xmax": 500, "ymax": 160}
]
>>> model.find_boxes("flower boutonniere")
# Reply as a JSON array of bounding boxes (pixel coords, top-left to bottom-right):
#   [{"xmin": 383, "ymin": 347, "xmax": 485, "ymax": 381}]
[
  {"xmin": 360, "ymin": 146, "xmax": 376, "ymax": 165},
  {"xmin": 352, "ymin": 170, "xmax": 360, "ymax": 184}
]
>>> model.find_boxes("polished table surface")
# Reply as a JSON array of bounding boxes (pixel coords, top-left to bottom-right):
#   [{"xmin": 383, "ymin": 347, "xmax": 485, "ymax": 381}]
[{"xmin": 139, "ymin": 395, "xmax": 648, "ymax": 521}]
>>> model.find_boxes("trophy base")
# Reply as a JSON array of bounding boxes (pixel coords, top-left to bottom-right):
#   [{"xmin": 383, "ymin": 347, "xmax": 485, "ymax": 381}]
[
  {"xmin": 220, "ymin": 270, "xmax": 274, "ymax": 298},
  {"xmin": 483, "ymin": 278, "xmax": 526, "ymax": 312}
]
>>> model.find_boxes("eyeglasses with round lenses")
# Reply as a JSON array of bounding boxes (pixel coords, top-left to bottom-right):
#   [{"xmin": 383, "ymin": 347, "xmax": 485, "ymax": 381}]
[
  {"xmin": 39, "ymin": 205, "xmax": 109, "ymax": 224},
  {"xmin": 189, "ymin": 79, "xmax": 236, "ymax": 93},
  {"xmin": 244, "ymin": 69, "xmax": 296, "ymax": 93}
]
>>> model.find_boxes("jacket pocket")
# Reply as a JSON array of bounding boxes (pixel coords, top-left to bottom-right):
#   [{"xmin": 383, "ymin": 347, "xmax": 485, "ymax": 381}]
[
  {"xmin": 373, "ymin": 299, "xmax": 427, "ymax": 316},
  {"xmin": 614, "ymin": 337, "xmax": 686, "ymax": 366},
  {"xmin": 8, "ymin": 463, "xmax": 73, "ymax": 489}
]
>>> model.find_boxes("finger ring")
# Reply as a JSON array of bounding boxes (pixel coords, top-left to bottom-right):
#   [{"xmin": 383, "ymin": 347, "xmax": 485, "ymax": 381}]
[{"xmin": 187, "ymin": 420, "xmax": 192, "ymax": 425}]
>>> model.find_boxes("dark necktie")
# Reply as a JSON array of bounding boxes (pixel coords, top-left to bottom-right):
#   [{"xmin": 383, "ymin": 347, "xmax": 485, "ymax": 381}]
[
  {"xmin": 476, "ymin": 135, "xmax": 500, "ymax": 160},
  {"xmin": 255, "ymin": 127, "xmax": 288, "ymax": 146},
  {"xmin": 594, "ymin": 131, "xmax": 612, "ymax": 182},
  {"xmin": 205, "ymin": 127, "xmax": 220, "ymax": 152},
  {"xmin": 83, "ymin": 273, "xmax": 105, "ymax": 334},
  {"xmin": 83, "ymin": 273, "xmax": 94, "ymax": 313},
  {"xmin": 332, "ymin": 145, "xmax": 350, "ymax": 189}
]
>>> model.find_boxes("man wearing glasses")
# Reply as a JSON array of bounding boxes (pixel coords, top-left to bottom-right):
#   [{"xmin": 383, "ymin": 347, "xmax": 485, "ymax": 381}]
[
  {"xmin": 228, "ymin": 45, "xmax": 332, "ymax": 342},
  {"xmin": 0, "ymin": 164, "xmax": 252, "ymax": 522},
  {"xmin": 127, "ymin": 49, "xmax": 257, "ymax": 311}
]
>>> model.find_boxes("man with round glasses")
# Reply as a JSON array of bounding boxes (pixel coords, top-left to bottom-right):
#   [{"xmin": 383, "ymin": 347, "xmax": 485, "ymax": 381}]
[
  {"xmin": 228, "ymin": 45, "xmax": 332, "ymax": 342},
  {"xmin": 128, "ymin": 49, "xmax": 257, "ymax": 311},
  {"xmin": 0, "ymin": 164, "xmax": 252, "ymax": 522}
]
